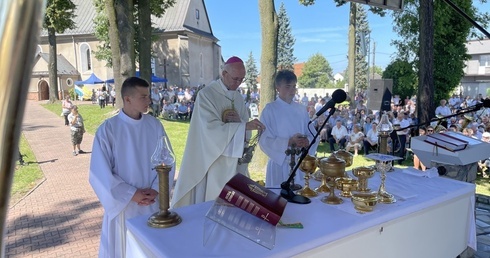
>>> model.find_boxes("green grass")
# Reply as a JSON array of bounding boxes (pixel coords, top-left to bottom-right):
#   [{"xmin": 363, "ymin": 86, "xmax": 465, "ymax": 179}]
[
  {"xmin": 10, "ymin": 134, "xmax": 44, "ymax": 204},
  {"xmin": 35, "ymin": 102, "xmax": 490, "ymax": 197}
]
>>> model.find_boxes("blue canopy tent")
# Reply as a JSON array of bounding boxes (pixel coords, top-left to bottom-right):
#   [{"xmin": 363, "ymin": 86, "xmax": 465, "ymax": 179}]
[
  {"xmin": 105, "ymin": 72, "xmax": 167, "ymax": 83},
  {"xmin": 74, "ymin": 73, "xmax": 105, "ymax": 85},
  {"xmin": 74, "ymin": 73, "xmax": 105, "ymax": 100}
]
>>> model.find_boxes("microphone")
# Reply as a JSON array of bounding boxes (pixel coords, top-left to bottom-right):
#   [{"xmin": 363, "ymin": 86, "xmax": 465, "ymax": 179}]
[
  {"xmin": 310, "ymin": 89, "xmax": 347, "ymax": 122},
  {"xmin": 474, "ymin": 98, "xmax": 490, "ymax": 109}
]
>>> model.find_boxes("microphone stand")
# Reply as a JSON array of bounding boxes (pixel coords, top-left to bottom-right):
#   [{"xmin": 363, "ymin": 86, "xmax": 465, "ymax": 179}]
[{"xmin": 280, "ymin": 107, "xmax": 336, "ymax": 204}]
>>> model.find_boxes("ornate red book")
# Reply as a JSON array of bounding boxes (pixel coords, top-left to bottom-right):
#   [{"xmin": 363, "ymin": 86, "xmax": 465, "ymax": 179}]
[{"xmin": 218, "ymin": 173, "xmax": 287, "ymax": 226}]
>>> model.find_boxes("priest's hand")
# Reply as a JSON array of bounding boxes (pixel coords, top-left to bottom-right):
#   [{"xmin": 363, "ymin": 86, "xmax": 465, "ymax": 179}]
[
  {"xmin": 289, "ymin": 133, "xmax": 309, "ymax": 148},
  {"xmin": 246, "ymin": 119, "xmax": 265, "ymax": 132},
  {"xmin": 132, "ymin": 188, "xmax": 158, "ymax": 206}
]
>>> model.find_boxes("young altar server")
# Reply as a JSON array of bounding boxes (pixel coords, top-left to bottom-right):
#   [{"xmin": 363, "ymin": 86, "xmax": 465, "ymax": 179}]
[
  {"xmin": 89, "ymin": 77, "xmax": 175, "ymax": 258},
  {"xmin": 259, "ymin": 70, "xmax": 318, "ymax": 187},
  {"xmin": 171, "ymin": 56, "xmax": 265, "ymax": 208}
]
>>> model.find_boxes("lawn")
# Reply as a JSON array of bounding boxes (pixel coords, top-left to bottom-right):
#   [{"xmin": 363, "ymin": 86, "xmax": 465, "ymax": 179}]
[
  {"xmin": 10, "ymin": 134, "xmax": 44, "ymax": 205},
  {"xmin": 37, "ymin": 101, "xmax": 490, "ymax": 197}
]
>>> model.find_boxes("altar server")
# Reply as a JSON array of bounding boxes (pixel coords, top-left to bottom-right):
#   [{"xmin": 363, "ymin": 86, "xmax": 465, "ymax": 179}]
[
  {"xmin": 89, "ymin": 77, "xmax": 174, "ymax": 258},
  {"xmin": 259, "ymin": 70, "xmax": 318, "ymax": 187},
  {"xmin": 171, "ymin": 56, "xmax": 265, "ymax": 208}
]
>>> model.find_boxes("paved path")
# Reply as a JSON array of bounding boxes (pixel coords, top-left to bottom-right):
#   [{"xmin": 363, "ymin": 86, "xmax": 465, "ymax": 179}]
[
  {"xmin": 4, "ymin": 101, "xmax": 490, "ymax": 257},
  {"xmin": 5, "ymin": 101, "xmax": 102, "ymax": 257}
]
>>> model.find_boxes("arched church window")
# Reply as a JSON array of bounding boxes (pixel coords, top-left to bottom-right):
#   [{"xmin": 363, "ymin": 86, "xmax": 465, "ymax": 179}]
[{"xmin": 80, "ymin": 43, "xmax": 92, "ymax": 73}]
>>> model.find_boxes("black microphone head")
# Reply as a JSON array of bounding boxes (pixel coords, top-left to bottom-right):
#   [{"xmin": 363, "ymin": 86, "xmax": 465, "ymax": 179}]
[
  {"xmin": 483, "ymin": 98, "xmax": 490, "ymax": 108},
  {"xmin": 331, "ymin": 89, "xmax": 347, "ymax": 104}
]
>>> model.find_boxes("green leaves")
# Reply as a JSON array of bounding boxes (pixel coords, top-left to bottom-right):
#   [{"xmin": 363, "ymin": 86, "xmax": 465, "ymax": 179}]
[{"xmin": 298, "ymin": 53, "xmax": 334, "ymax": 88}]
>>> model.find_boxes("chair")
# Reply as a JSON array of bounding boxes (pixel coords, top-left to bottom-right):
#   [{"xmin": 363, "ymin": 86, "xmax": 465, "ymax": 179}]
[{"xmin": 249, "ymin": 103, "xmax": 259, "ymax": 119}]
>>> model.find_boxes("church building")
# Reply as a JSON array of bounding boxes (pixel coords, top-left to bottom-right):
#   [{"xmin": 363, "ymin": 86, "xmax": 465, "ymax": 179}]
[{"xmin": 29, "ymin": 0, "xmax": 222, "ymax": 100}]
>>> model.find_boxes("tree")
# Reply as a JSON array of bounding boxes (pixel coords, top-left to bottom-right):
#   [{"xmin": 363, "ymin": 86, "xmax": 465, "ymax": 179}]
[
  {"xmin": 257, "ymin": 0, "xmax": 279, "ymax": 166},
  {"xmin": 43, "ymin": 0, "xmax": 76, "ymax": 103},
  {"xmin": 354, "ymin": 4, "xmax": 370, "ymax": 91},
  {"xmin": 95, "ymin": 0, "xmax": 175, "ymax": 108},
  {"xmin": 277, "ymin": 2, "xmax": 296, "ymax": 71},
  {"xmin": 244, "ymin": 52, "xmax": 259, "ymax": 95},
  {"xmin": 382, "ymin": 59, "xmax": 418, "ymax": 99},
  {"xmin": 298, "ymin": 53, "xmax": 333, "ymax": 88},
  {"xmin": 392, "ymin": 0, "xmax": 484, "ymax": 123}
]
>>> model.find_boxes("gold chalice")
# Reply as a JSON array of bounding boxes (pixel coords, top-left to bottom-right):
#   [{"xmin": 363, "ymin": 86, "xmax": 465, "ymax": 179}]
[
  {"xmin": 297, "ymin": 155, "xmax": 318, "ymax": 197},
  {"xmin": 336, "ymin": 178, "xmax": 358, "ymax": 197},
  {"xmin": 351, "ymin": 192, "xmax": 379, "ymax": 212},
  {"xmin": 352, "ymin": 166, "xmax": 376, "ymax": 193},
  {"xmin": 314, "ymin": 157, "xmax": 329, "ymax": 193},
  {"xmin": 319, "ymin": 155, "xmax": 346, "ymax": 205},
  {"xmin": 376, "ymin": 160, "xmax": 396, "ymax": 204}
]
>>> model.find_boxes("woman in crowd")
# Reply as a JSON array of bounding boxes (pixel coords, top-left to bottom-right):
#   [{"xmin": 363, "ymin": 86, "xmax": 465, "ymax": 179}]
[
  {"xmin": 68, "ymin": 105, "xmax": 85, "ymax": 156},
  {"xmin": 61, "ymin": 95, "xmax": 73, "ymax": 126},
  {"xmin": 345, "ymin": 124, "xmax": 364, "ymax": 156}
]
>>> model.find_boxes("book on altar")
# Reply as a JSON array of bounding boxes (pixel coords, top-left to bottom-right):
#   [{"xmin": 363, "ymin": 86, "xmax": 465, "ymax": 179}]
[
  {"xmin": 424, "ymin": 132, "xmax": 468, "ymax": 152},
  {"xmin": 218, "ymin": 173, "xmax": 287, "ymax": 226}
]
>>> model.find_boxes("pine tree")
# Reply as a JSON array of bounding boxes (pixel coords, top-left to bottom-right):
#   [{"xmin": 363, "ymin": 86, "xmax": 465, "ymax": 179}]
[
  {"xmin": 354, "ymin": 4, "xmax": 370, "ymax": 91},
  {"xmin": 245, "ymin": 52, "xmax": 259, "ymax": 96},
  {"xmin": 277, "ymin": 2, "xmax": 296, "ymax": 71}
]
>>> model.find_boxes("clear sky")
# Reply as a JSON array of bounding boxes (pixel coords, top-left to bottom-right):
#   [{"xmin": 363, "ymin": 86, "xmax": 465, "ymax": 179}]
[{"xmin": 204, "ymin": 0, "xmax": 490, "ymax": 74}]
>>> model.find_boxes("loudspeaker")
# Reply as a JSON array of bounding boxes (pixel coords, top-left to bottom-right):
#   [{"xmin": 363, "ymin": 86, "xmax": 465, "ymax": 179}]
[
  {"xmin": 380, "ymin": 87, "xmax": 392, "ymax": 113},
  {"xmin": 367, "ymin": 79, "xmax": 393, "ymax": 111}
]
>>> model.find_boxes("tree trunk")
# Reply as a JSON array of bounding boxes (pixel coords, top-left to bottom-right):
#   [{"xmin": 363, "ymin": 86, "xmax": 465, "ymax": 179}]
[
  {"xmin": 138, "ymin": 0, "xmax": 152, "ymax": 87},
  {"xmin": 347, "ymin": 2, "xmax": 356, "ymax": 106},
  {"xmin": 105, "ymin": 0, "xmax": 135, "ymax": 109},
  {"xmin": 256, "ymin": 0, "xmax": 278, "ymax": 168},
  {"xmin": 117, "ymin": 0, "xmax": 135, "ymax": 78},
  {"xmin": 48, "ymin": 27, "xmax": 59, "ymax": 103},
  {"xmin": 418, "ymin": 0, "xmax": 434, "ymax": 125}
]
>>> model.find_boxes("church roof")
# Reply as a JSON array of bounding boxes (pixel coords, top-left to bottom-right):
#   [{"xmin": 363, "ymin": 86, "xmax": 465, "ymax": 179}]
[
  {"xmin": 41, "ymin": 0, "xmax": 215, "ymax": 39},
  {"xmin": 32, "ymin": 53, "xmax": 79, "ymax": 76}
]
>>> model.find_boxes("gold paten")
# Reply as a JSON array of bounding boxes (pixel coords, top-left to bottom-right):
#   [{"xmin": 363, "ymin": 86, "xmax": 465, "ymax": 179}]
[
  {"xmin": 351, "ymin": 192, "xmax": 379, "ymax": 212},
  {"xmin": 297, "ymin": 155, "xmax": 318, "ymax": 197},
  {"xmin": 318, "ymin": 155, "xmax": 346, "ymax": 205},
  {"xmin": 148, "ymin": 165, "xmax": 182, "ymax": 228},
  {"xmin": 352, "ymin": 166, "xmax": 376, "ymax": 193}
]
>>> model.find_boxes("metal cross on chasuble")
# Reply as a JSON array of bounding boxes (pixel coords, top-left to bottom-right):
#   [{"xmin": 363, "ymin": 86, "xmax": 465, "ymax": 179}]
[{"xmin": 221, "ymin": 90, "xmax": 237, "ymax": 123}]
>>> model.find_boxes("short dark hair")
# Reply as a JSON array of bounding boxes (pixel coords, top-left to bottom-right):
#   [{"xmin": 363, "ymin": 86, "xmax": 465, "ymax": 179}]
[
  {"xmin": 275, "ymin": 70, "xmax": 297, "ymax": 86},
  {"xmin": 121, "ymin": 77, "xmax": 150, "ymax": 97}
]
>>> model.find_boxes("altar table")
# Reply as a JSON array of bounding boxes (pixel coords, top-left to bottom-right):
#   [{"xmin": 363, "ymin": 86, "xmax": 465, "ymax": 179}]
[{"xmin": 126, "ymin": 169, "xmax": 475, "ymax": 258}]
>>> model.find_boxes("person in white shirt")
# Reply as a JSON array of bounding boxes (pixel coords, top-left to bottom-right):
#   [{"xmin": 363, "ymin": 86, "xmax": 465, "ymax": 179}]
[
  {"xmin": 393, "ymin": 112, "xmax": 410, "ymax": 164},
  {"xmin": 89, "ymin": 77, "xmax": 173, "ymax": 258},
  {"xmin": 435, "ymin": 99, "xmax": 451, "ymax": 128},
  {"xmin": 329, "ymin": 119, "xmax": 348, "ymax": 151},
  {"xmin": 151, "ymin": 87, "xmax": 162, "ymax": 117},
  {"xmin": 448, "ymin": 95, "xmax": 460, "ymax": 112},
  {"xmin": 301, "ymin": 93, "xmax": 309, "ymax": 106},
  {"xmin": 259, "ymin": 70, "xmax": 318, "ymax": 187},
  {"xmin": 345, "ymin": 124, "xmax": 364, "ymax": 156},
  {"xmin": 363, "ymin": 122, "xmax": 378, "ymax": 154}
]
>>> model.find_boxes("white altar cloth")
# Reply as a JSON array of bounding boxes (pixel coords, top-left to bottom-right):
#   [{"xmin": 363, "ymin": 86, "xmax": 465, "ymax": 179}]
[{"xmin": 126, "ymin": 168, "xmax": 475, "ymax": 258}]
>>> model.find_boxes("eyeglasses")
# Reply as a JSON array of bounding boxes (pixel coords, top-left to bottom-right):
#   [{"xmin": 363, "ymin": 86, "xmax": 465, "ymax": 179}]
[{"xmin": 225, "ymin": 71, "xmax": 244, "ymax": 83}]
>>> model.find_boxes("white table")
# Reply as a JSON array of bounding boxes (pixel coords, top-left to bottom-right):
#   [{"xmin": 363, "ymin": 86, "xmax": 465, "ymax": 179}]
[{"xmin": 126, "ymin": 169, "xmax": 475, "ymax": 258}]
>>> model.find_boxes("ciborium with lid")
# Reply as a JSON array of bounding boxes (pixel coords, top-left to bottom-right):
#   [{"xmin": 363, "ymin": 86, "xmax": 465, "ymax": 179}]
[{"xmin": 318, "ymin": 154, "xmax": 346, "ymax": 205}]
